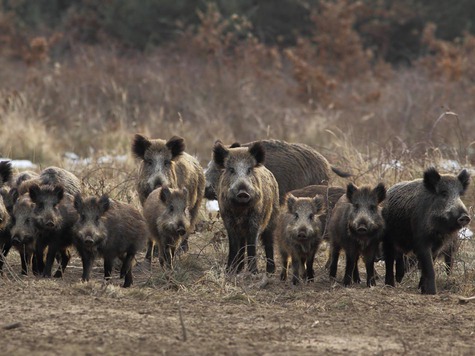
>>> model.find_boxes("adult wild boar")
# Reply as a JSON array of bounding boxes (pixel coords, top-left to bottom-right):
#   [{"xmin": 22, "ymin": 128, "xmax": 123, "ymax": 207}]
[
  {"xmin": 73, "ymin": 194, "xmax": 147, "ymax": 287},
  {"xmin": 17, "ymin": 167, "xmax": 80, "ymax": 196},
  {"xmin": 383, "ymin": 167, "xmax": 471, "ymax": 295},
  {"xmin": 143, "ymin": 186, "xmax": 190, "ymax": 267},
  {"xmin": 29, "ymin": 184, "xmax": 78, "ymax": 277},
  {"xmin": 205, "ymin": 139, "xmax": 350, "ymax": 204},
  {"xmin": 132, "ymin": 134, "xmax": 205, "ymax": 257},
  {"xmin": 277, "ymin": 193, "xmax": 324, "ymax": 285},
  {"xmin": 329, "ymin": 183, "xmax": 386, "ymax": 287},
  {"xmin": 213, "ymin": 141, "xmax": 279, "ymax": 274}
]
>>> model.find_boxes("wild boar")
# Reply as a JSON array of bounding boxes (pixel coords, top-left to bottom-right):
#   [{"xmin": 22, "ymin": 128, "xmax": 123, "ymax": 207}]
[
  {"xmin": 143, "ymin": 186, "xmax": 191, "ymax": 267},
  {"xmin": 73, "ymin": 194, "xmax": 147, "ymax": 287},
  {"xmin": 213, "ymin": 141, "xmax": 279, "ymax": 274},
  {"xmin": 383, "ymin": 168, "xmax": 471, "ymax": 294},
  {"xmin": 205, "ymin": 139, "xmax": 350, "ymax": 203},
  {"xmin": 277, "ymin": 194, "xmax": 324, "ymax": 285},
  {"xmin": 329, "ymin": 183, "xmax": 386, "ymax": 287},
  {"xmin": 132, "ymin": 134, "xmax": 205, "ymax": 258},
  {"xmin": 29, "ymin": 184, "xmax": 78, "ymax": 277}
]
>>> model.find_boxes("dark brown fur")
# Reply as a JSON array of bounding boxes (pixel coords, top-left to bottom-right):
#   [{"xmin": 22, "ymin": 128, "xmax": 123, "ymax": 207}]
[
  {"xmin": 383, "ymin": 168, "xmax": 470, "ymax": 294},
  {"xmin": 29, "ymin": 183, "xmax": 78, "ymax": 277},
  {"xmin": 214, "ymin": 141, "xmax": 279, "ymax": 274},
  {"xmin": 143, "ymin": 186, "xmax": 191, "ymax": 267},
  {"xmin": 277, "ymin": 194, "xmax": 324, "ymax": 285},
  {"xmin": 329, "ymin": 183, "xmax": 386, "ymax": 287},
  {"xmin": 205, "ymin": 139, "xmax": 350, "ymax": 203},
  {"xmin": 0, "ymin": 162, "xmax": 13, "ymax": 273},
  {"xmin": 17, "ymin": 167, "xmax": 81, "ymax": 196},
  {"xmin": 73, "ymin": 195, "xmax": 148, "ymax": 287}
]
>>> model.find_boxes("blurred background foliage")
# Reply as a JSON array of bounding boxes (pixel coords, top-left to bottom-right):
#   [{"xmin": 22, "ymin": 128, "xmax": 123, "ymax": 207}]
[{"xmin": 2, "ymin": 0, "xmax": 475, "ymax": 61}]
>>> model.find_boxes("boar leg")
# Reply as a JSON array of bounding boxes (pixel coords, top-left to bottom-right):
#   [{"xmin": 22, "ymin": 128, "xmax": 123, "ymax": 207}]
[
  {"xmin": 79, "ymin": 250, "xmax": 94, "ymax": 282},
  {"xmin": 261, "ymin": 229, "xmax": 275, "ymax": 274},
  {"xmin": 121, "ymin": 252, "xmax": 135, "ymax": 288},
  {"xmin": 145, "ymin": 240, "xmax": 154, "ymax": 262},
  {"xmin": 104, "ymin": 258, "xmax": 113, "ymax": 281},
  {"xmin": 306, "ymin": 249, "xmax": 317, "ymax": 282},
  {"xmin": 280, "ymin": 249, "xmax": 290, "ymax": 281},
  {"xmin": 54, "ymin": 248, "xmax": 71, "ymax": 278},
  {"xmin": 383, "ymin": 239, "xmax": 396, "ymax": 287},
  {"xmin": 352, "ymin": 258, "xmax": 361, "ymax": 284},
  {"xmin": 246, "ymin": 237, "xmax": 258, "ymax": 274},
  {"xmin": 43, "ymin": 245, "xmax": 58, "ymax": 277},
  {"xmin": 329, "ymin": 243, "xmax": 341, "ymax": 280},
  {"xmin": 344, "ymin": 252, "xmax": 357, "ymax": 286},
  {"xmin": 35, "ymin": 241, "xmax": 46, "ymax": 275},
  {"xmin": 291, "ymin": 258, "xmax": 301, "ymax": 285},
  {"xmin": 395, "ymin": 253, "xmax": 405, "ymax": 283},
  {"xmin": 19, "ymin": 247, "xmax": 32, "ymax": 275},
  {"xmin": 0, "ymin": 242, "xmax": 11, "ymax": 273},
  {"xmin": 225, "ymin": 228, "xmax": 244, "ymax": 273},
  {"xmin": 416, "ymin": 248, "xmax": 436, "ymax": 295},
  {"xmin": 364, "ymin": 244, "xmax": 378, "ymax": 287}
]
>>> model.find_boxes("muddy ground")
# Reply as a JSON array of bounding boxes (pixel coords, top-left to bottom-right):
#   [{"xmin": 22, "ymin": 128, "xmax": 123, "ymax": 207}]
[{"xmin": 1, "ymin": 226, "xmax": 475, "ymax": 356}]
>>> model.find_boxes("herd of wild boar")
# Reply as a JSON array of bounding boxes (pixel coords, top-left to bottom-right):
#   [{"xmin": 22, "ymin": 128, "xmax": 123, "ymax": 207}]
[{"xmin": 0, "ymin": 135, "xmax": 472, "ymax": 295}]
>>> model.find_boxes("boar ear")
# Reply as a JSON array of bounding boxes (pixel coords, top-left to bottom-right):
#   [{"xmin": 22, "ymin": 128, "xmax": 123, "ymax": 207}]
[
  {"xmin": 458, "ymin": 169, "xmax": 470, "ymax": 192},
  {"xmin": 346, "ymin": 183, "xmax": 357, "ymax": 203},
  {"xmin": 249, "ymin": 142, "xmax": 265, "ymax": 166},
  {"xmin": 0, "ymin": 161, "xmax": 12, "ymax": 186},
  {"xmin": 373, "ymin": 183, "xmax": 386, "ymax": 204},
  {"xmin": 160, "ymin": 186, "xmax": 171, "ymax": 203},
  {"xmin": 166, "ymin": 136, "xmax": 186, "ymax": 158},
  {"xmin": 286, "ymin": 194, "xmax": 297, "ymax": 212},
  {"xmin": 312, "ymin": 194, "xmax": 324, "ymax": 213},
  {"xmin": 229, "ymin": 142, "xmax": 241, "ymax": 148},
  {"xmin": 423, "ymin": 167, "xmax": 441, "ymax": 193},
  {"xmin": 28, "ymin": 183, "xmax": 40, "ymax": 203},
  {"xmin": 213, "ymin": 141, "xmax": 229, "ymax": 169},
  {"xmin": 53, "ymin": 185, "xmax": 64, "ymax": 202},
  {"xmin": 9, "ymin": 188, "xmax": 19, "ymax": 205},
  {"xmin": 73, "ymin": 193, "xmax": 83, "ymax": 212},
  {"xmin": 132, "ymin": 134, "xmax": 151, "ymax": 160},
  {"xmin": 98, "ymin": 195, "xmax": 110, "ymax": 214}
]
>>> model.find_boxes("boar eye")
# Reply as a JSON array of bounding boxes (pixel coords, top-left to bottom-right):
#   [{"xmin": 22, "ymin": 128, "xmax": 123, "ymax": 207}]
[
  {"xmin": 25, "ymin": 218, "xmax": 30, "ymax": 224},
  {"xmin": 354, "ymin": 204, "xmax": 360, "ymax": 210},
  {"xmin": 164, "ymin": 160, "xmax": 171, "ymax": 167},
  {"xmin": 228, "ymin": 167, "xmax": 235, "ymax": 174},
  {"xmin": 369, "ymin": 205, "xmax": 377, "ymax": 212},
  {"xmin": 440, "ymin": 190, "xmax": 449, "ymax": 198},
  {"xmin": 145, "ymin": 159, "xmax": 153, "ymax": 166},
  {"xmin": 294, "ymin": 213, "xmax": 299, "ymax": 220},
  {"xmin": 169, "ymin": 205, "xmax": 174, "ymax": 213},
  {"xmin": 308, "ymin": 213, "xmax": 314, "ymax": 220},
  {"xmin": 80, "ymin": 214, "xmax": 86, "ymax": 222},
  {"xmin": 247, "ymin": 167, "xmax": 252, "ymax": 174}
]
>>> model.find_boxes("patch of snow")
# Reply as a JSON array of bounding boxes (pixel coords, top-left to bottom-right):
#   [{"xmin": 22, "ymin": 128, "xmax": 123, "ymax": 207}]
[
  {"xmin": 440, "ymin": 159, "xmax": 461, "ymax": 172},
  {"xmin": 97, "ymin": 155, "xmax": 128, "ymax": 164},
  {"xmin": 459, "ymin": 227, "xmax": 473, "ymax": 240},
  {"xmin": 381, "ymin": 160, "xmax": 403, "ymax": 172},
  {"xmin": 206, "ymin": 200, "xmax": 219, "ymax": 212},
  {"xmin": 0, "ymin": 158, "xmax": 37, "ymax": 170}
]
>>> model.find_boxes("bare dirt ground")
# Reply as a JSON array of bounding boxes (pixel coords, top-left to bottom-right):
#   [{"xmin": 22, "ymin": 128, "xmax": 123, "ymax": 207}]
[{"xmin": 1, "ymin": 222, "xmax": 475, "ymax": 356}]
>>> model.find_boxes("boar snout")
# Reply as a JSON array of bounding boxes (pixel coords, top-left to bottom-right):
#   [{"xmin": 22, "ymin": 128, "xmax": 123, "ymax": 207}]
[
  {"xmin": 236, "ymin": 190, "xmax": 251, "ymax": 203},
  {"xmin": 297, "ymin": 228, "xmax": 308, "ymax": 239},
  {"xmin": 84, "ymin": 235, "xmax": 94, "ymax": 246},
  {"xmin": 11, "ymin": 235, "xmax": 21, "ymax": 245},
  {"xmin": 45, "ymin": 220, "xmax": 55, "ymax": 228},
  {"xmin": 458, "ymin": 214, "xmax": 471, "ymax": 227},
  {"xmin": 176, "ymin": 225, "xmax": 187, "ymax": 236}
]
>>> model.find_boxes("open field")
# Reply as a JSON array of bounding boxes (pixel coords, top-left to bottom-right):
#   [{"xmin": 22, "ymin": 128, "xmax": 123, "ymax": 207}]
[{"xmin": 1, "ymin": 203, "xmax": 475, "ymax": 355}]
